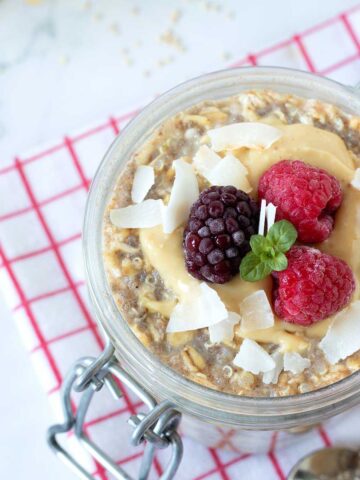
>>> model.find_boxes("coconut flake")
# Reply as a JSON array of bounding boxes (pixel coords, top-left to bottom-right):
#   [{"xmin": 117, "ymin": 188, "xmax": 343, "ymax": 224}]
[
  {"xmin": 263, "ymin": 351, "xmax": 284, "ymax": 385},
  {"xmin": 193, "ymin": 145, "xmax": 221, "ymax": 178},
  {"xmin": 199, "ymin": 282, "xmax": 228, "ymax": 326},
  {"xmin": 166, "ymin": 299, "xmax": 201, "ymax": 333},
  {"xmin": 110, "ymin": 199, "xmax": 163, "ymax": 228},
  {"xmin": 208, "ymin": 312, "xmax": 241, "ymax": 343},
  {"xmin": 206, "ymin": 153, "xmax": 252, "ymax": 193},
  {"xmin": 208, "ymin": 122, "xmax": 282, "ymax": 152},
  {"xmin": 266, "ymin": 203, "xmax": 277, "ymax": 231},
  {"xmin": 258, "ymin": 199, "xmax": 266, "ymax": 235},
  {"xmin": 319, "ymin": 301, "xmax": 360, "ymax": 364},
  {"xmin": 351, "ymin": 168, "xmax": 360, "ymax": 191},
  {"xmin": 131, "ymin": 166, "xmax": 155, "ymax": 203},
  {"xmin": 284, "ymin": 352, "xmax": 310, "ymax": 374},
  {"xmin": 166, "ymin": 282, "xmax": 228, "ymax": 333},
  {"xmin": 240, "ymin": 290, "xmax": 274, "ymax": 332},
  {"xmin": 233, "ymin": 338, "xmax": 275, "ymax": 374},
  {"xmin": 162, "ymin": 159, "xmax": 199, "ymax": 234}
]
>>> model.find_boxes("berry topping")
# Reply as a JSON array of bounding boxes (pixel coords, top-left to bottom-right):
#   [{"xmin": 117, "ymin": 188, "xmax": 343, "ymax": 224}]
[
  {"xmin": 273, "ymin": 246, "xmax": 355, "ymax": 326},
  {"xmin": 183, "ymin": 186, "xmax": 259, "ymax": 284},
  {"xmin": 258, "ymin": 160, "xmax": 342, "ymax": 243}
]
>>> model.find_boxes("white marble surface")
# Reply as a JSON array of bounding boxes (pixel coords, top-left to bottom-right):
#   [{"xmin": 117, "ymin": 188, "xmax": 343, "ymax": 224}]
[{"xmin": 0, "ymin": 0, "xmax": 358, "ymax": 478}]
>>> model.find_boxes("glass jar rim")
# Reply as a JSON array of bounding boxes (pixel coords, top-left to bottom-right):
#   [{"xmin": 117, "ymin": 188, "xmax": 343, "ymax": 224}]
[{"xmin": 83, "ymin": 66, "xmax": 360, "ymax": 429}]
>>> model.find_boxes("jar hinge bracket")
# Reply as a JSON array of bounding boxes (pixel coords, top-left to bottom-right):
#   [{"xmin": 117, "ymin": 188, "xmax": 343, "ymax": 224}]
[{"xmin": 47, "ymin": 340, "xmax": 183, "ymax": 480}]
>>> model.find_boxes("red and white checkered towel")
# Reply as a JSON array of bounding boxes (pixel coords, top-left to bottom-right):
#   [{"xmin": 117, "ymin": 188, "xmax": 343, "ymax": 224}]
[{"xmin": 2, "ymin": 6, "xmax": 360, "ymax": 479}]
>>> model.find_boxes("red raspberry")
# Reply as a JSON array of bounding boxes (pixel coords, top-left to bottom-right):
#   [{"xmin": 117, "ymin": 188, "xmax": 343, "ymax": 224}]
[
  {"xmin": 258, "ymin": 160, "xmax": 342, "ymax": 243},
  {"xmin": 273, "ymin": 246, "xmax": 355, "ymax": 326},
  {"xmin": 183, "ymin": 186, "xmax": 259, "ymax": 284}
]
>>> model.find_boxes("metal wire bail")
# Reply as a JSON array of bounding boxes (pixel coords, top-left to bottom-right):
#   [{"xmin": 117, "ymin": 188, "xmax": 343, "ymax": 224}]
[{"xmin": 47, "ymin": 341, "xmax": 183, "ymax": 480}]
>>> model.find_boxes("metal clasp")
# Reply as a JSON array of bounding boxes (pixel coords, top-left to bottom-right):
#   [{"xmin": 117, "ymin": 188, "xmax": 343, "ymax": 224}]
[{"xmin": 47, "ymin": 341, "xmax": 183, "ymax": 480}]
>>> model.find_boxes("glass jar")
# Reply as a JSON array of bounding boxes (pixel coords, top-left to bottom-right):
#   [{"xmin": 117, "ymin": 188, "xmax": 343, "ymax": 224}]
[{"xmin": 83, "ymin": 67, "xmax": 360, "ymax": 454}]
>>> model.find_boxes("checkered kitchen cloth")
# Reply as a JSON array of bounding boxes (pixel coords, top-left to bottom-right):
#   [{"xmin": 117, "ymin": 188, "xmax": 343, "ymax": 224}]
[{"xmin": 2, "ymin": 6, "xmax": 360, "ymax": 479}]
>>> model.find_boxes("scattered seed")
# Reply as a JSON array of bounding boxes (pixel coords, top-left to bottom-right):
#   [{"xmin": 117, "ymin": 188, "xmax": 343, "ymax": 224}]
[
  {"xmin": 109, "ymin": 23, "xmax": 120, "ymax": 34},
  {"xmin": 223, "ymin": 365, "xmax": 233, "ymax": 378},
  {"xmin": 132, "ymin": 257, "xmax": 143, "ymax": 269},
  {"xmin": 145, "ymin": 274, "xmax": 156, "ymax": 285},
  {"xmin": 159, "ymin": 29, "xmax": 186, "ymax": 52},
  {"xmin": 170, "ymin": 9, "xmax": 182, "ymax": 23}
]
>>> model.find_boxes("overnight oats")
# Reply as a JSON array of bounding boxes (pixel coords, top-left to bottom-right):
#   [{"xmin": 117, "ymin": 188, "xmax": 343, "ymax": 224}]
[{"xmin": 102, "ymin": 90, "xmax": 360, "ymax": 398}]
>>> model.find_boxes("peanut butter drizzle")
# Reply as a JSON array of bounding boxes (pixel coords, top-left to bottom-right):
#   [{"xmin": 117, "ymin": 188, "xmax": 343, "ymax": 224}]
[{"xmin": 140, "ymin": 123, "xmax": 360, "ymax": 353}]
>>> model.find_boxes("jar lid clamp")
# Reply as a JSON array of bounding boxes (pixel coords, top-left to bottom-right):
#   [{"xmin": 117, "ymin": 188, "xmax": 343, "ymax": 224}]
[{"xmin": 47, "ymin": 339, "xmax": 183, "ymax": 480}]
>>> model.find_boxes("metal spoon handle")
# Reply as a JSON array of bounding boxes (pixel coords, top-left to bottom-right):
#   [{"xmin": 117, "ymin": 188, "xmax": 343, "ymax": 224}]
[{"xmin": 287, "ymin": 447, "xmax": 360, "ymax": 479}]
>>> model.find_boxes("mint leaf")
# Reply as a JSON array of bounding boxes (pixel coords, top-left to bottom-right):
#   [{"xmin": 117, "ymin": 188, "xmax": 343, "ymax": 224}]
[
  {"xmin": 240, "ymin": 252, "xmax": 273, "ymax": 282},
  {"xmin": 267, "ymin": 220, "xmax": 297, "ymax": 253},
  {"xmin": 239, "ymin": 219, "xmax": 296, "ymax": 282},
  {"xmin": 250, "ymin": 235, "xmax": 272, "ymax": 256},
  {"xmin": 268, "ymin": 252, "xmax": 288, "ymax": 272}
]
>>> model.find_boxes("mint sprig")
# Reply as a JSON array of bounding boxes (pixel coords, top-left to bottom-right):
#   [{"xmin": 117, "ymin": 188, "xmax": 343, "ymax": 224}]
[{"xmin": 240, "ymin": 220, "xmax": 297, "ymax": 282}]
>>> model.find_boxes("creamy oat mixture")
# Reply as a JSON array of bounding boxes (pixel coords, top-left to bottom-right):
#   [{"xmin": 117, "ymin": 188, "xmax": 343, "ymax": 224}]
[{"xmin": 103, "ymin": 90, "xmax": 360, "ymax": 397}]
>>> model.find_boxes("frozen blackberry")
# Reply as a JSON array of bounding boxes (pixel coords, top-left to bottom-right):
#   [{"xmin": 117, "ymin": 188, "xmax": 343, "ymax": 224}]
[{"xmin": 183, "ymin": 186, "xmax": 259, "ymax": 284}]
